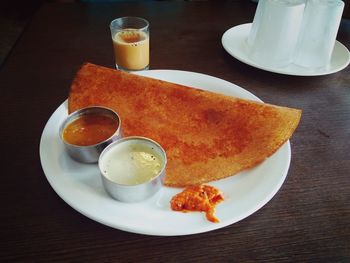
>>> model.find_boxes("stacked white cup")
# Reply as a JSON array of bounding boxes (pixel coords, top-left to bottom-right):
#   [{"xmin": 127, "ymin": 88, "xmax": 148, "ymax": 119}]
[
  {"xmin": 247, "ymin": 0, "xmax": 345, "ymax": 70},
  {"xmin": 294, "ymin": 0, "xmax": 345, "ymax": 69}
]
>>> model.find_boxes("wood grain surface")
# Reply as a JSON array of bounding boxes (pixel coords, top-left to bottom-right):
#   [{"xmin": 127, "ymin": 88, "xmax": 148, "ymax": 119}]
[{"xmin": 0, "ymin": 1, "xmax": 349, "ymax": 262}]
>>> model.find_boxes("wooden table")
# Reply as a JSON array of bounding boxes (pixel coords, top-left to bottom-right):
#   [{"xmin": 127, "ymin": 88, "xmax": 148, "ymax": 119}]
[{"xmin": 1, "ymin": 1, "xmax": 349, "ymax": 261}]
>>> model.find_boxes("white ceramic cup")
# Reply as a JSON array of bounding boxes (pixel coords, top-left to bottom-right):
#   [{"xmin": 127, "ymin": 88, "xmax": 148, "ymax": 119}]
[
  {"xmin": 294, "ymin": 0, "xmax": 344, "ymax": 69},
  {"xmin": 247, "ymin": 0, "xmax": 305, "ymax": 68}
]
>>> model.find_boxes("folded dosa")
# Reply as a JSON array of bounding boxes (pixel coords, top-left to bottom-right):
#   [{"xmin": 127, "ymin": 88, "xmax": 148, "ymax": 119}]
[{"xmin": 68, "ymin": 63, "xmax": 301, "ymax": 187}]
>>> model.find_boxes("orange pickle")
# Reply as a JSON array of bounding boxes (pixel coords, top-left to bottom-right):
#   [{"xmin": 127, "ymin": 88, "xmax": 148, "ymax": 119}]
[{"xmin": 170, "ymin": 184, "xmax": 224, "ymax": 223}]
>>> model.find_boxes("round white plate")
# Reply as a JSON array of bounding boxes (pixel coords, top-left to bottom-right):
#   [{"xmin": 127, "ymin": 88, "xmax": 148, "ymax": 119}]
[
  {"xmin": 40, "ymin": 70, "xmax": 291, "ymax": 236},
  {"xmin": 222, "ymin": 23, "xmax": 350, "ymax": 76}
]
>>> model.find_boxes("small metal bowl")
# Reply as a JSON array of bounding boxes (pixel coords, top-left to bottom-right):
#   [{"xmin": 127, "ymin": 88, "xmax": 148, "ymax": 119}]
[
  {"xmin": 98, "ymin": 136, "xmax": 167, "ymax": 202},
  {"xmin": 59, "ymin": 106, "xmax": 122, "ymax": 163}
]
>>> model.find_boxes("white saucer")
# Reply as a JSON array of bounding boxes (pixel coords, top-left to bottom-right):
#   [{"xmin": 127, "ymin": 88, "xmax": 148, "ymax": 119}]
[{"xmin": 222, "ymin": 23, "xmax": 350, "ymax": 76}]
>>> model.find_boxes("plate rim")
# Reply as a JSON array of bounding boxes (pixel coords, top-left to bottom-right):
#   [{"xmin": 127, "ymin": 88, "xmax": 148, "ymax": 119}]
[
  {"xmin": 221, "ymin": 23, "xmax": 350, "ymax": 76},
  {"xmin": 39, "ymin": 69, "xmax": 291, "ymax": 236}
]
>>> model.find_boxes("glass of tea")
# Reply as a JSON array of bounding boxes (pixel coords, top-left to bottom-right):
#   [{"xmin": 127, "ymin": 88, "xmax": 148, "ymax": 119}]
[{"xmin": 110, "ymin": 17, "xmax": 150, "ymax": 71}]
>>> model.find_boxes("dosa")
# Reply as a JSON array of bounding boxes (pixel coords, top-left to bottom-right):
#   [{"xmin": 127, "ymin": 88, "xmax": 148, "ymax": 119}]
[{"xmin": 68, "ymin": 63, "xmax": 301, "ymax": 187}]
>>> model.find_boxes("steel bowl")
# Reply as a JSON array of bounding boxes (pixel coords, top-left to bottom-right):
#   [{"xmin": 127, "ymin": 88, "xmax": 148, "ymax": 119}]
[
  {"xmin": 59, "ymin": 106, "xmax": 122, "ymax": 163},
  {"xmin": 98, "ymin": 136, "xmax": 167, "ymax": 202}
]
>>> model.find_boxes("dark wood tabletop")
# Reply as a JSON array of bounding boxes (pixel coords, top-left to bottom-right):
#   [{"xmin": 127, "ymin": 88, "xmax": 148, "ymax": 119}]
[{"xmin": 1, "ymin": 1, "xmax": 349, "ymax": 262}]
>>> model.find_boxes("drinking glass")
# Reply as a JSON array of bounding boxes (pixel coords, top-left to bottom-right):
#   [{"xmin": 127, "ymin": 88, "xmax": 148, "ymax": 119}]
[{"xmin": 110, "ymin": 17, "xmax": 150, "ymax": 71}]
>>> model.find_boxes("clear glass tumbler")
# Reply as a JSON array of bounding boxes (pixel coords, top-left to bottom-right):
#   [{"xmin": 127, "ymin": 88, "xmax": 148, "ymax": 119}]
[{"xmin": 110, "ymin": 17, "xmax": 150, "ymax": 71}]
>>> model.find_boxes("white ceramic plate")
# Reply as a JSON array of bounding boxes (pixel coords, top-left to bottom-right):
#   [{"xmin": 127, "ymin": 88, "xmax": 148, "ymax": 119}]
[
  {"xmin": 40, "ymin": 70, "xmax": 291, "ymax": 236},
  {"xmin": 222, "ymin": 23, "xmax": 350, "ymax": 76}
]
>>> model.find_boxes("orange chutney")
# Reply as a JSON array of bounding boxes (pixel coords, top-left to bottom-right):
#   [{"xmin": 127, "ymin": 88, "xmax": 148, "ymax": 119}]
[
  {"xmin": 63, "ymin": 114, "xmax": 118, "ymax": 146},
  {"xmin": 170, "ymin": 185, "xmax": 224, "ymax": 223}
]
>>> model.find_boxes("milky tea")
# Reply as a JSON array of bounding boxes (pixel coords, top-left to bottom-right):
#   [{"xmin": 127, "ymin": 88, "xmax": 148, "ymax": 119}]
[{"xmin": 112, "ymin": 29, "xmax": 149, "ymax": 71}]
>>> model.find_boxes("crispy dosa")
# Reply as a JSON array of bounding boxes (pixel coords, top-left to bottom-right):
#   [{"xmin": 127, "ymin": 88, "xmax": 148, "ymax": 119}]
[{"xmin": 68, "ymin": 63, "xmax": 301, "ymax": 187}]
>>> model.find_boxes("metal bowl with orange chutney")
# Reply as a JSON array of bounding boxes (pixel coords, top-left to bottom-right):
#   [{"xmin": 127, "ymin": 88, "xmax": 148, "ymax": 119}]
[{"xmin": 59, "ymin": 106, "xmax": 122, "ymax": 163}]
